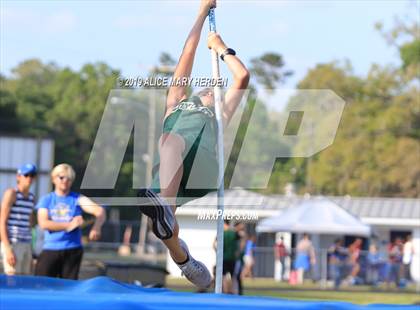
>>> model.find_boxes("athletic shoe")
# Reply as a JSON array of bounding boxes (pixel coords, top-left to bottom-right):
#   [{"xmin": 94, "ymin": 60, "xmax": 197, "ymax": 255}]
[
  {"xmin": 137, "ymin": 188, "xmax": 175, "ymax": 240},
  {"xmin": 175, "ymin": 239, "xmax": 212, "ymax": 289}
]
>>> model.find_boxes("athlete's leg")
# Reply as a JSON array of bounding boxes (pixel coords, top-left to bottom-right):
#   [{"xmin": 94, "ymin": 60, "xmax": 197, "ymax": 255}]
[
  {"xmin": 138, "ymin": 131, "xmax": 212, "ymax": 288},
  {"xmin": 145, "ymin": 133, "xmax": 212, "ymax": 289},
  {"xmin": 138, "ymin": 0, "xmax": 216, "ymax": 289},
  {"xmin": 157, "ymin": 133, "xmax": 188, "ymax": 263},
  {"xmin": 158, "ymin": 133, "xmax": 185, "ymax": 207}
]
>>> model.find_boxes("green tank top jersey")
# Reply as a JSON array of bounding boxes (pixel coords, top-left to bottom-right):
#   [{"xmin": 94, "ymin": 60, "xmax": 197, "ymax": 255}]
[
  {"xmin": 162, "ymin": 96, "xmax": 217, "ymax": 155},
  {"xmin": 150, "ymin": 96, "xmax": 219, "ymax": 206}
]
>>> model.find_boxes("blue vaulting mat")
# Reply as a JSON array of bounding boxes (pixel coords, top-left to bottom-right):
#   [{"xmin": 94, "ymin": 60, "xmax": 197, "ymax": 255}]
[{"xmin": 0, "ymin": 275, "xmax": 417, "ymax": 310}]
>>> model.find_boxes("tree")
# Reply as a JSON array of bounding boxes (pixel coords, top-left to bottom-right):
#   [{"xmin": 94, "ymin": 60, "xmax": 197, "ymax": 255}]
[
  {"xmin": 294, "ymin": 59, "xmax": 419, "ymax": 197},
  {"xmin": 225, "ymin": 53, "xmax": 293, "ymax": 190},
  {"xmin": 250, "ymin": 52, "xmax": 293, "ymax": 90},
  {"xmin": 273, "ymin": 4, "xmax": 420, "ymax": 198}
]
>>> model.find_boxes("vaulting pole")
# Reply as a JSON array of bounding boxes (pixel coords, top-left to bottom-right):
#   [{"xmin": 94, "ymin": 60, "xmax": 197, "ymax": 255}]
[{"xmin": 208, "ymin": 8, "xmax": 225, "ymax": 294}]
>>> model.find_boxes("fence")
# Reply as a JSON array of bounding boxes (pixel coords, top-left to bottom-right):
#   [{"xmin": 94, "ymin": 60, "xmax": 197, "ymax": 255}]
[
  {"xmin": 81, "ymin": 240, "xmax": 416, "ymax": 289},
  {"xmin": 65, "ymin": 221, "xmax": 419, "ymax": 291},
  {"xmin": 253, "ymin": 247, "xmax": 418, "ymax": 290}
]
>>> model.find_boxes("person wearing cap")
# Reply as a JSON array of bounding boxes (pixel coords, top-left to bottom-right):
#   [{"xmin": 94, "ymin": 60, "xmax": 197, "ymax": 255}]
[
  {"xmin": 35, "ymin": 163, "xmax": 106, "ymax": 280},
  {"xmin": 0, "ymin": 163, "xmax": 37, "ymax": 275}
]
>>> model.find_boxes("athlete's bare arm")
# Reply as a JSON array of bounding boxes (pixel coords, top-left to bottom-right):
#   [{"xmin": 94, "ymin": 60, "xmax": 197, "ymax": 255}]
[
  {"xmin": 165, "ymin": 0, "xmax": 217, "ymax": 119},
  {"xmin": 207, "ymin": 33, "xmax": 250, "ymax": 125}
]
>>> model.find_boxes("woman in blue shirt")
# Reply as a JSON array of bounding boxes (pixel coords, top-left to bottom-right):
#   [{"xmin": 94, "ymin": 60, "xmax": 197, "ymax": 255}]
[
  {"xmin": 35, "ymin": 164, "xmax": 106, "ymax": 279},
  {"xmin": 241, "ymin": 235, "xmax": 256, "ymax": 279}
]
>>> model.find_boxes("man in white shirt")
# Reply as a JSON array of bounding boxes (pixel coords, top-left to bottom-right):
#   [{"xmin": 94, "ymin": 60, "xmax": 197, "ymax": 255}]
[{"xmin": 403, "ymin": 234, "xmax": 414, "ymax": 282}]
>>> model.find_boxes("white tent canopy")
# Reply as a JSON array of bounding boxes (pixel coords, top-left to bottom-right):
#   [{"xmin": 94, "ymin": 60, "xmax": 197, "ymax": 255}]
[{"xmin": 256, "ymin": 198, "xmax": 371, "ymax": 236}]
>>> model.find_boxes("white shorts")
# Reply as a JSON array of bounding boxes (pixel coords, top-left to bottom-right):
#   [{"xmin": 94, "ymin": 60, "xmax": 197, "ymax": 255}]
[
  {"xmin": 1, "ymin": 242, "xmax": 32, "ymax": 275},
  {"xmin": 243, "ymin": 254, "xmax": 254, "ymax": 266}
]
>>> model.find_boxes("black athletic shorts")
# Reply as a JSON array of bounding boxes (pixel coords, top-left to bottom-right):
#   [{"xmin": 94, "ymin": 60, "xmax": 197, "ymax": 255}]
[
  {"xmin": 35, "ymin": 247, "xmax": 83, "ymax": 280},
  {"xmin": 223, "ymin": 260, "xmax": 236, "ymax": 276}
]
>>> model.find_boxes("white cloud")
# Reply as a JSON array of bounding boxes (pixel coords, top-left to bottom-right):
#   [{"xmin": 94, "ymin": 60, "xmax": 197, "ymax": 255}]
[
  {"xmin": 270, "ymin": 20, "xmax": 290, "ymax": 36},
  {"xmin": 242, "ymin": 0, "xmax": 294, "ymax": 8},
  {"xmin": 45, "ymin": 11, "xmax": 76, "ymax": 34},
  {"xmin": 1, "ymin": 7, "xmax": 76, "ymax": 34},
  {"xmin": 113, "ymin": 13, "xmax": 189, "ymax": 30},
  {"xmin": 113, "ymin": 15, "xmax": 147, "ymax": 29},
  {"xmin": 1, "ymin": 7, "xmax": 33, "ymax": 26}
]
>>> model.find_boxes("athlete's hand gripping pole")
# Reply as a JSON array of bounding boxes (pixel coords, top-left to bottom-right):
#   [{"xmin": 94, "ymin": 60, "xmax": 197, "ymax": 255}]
[{"xmin": 208, "ymin": 7, "xmax": 225, "ymax": 295}]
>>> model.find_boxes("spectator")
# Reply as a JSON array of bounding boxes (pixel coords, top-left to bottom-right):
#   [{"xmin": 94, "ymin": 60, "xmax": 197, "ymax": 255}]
[
  {"xmin": 214, "ymin": 220, "xmax": 239, "ymax": 294},
  {"xmin": 233, "ymin": 222, "xmax": 246, "ymax": 295},
  {"xmin": 387, "ymin": 237, "xmax": 403, "ymax": 288},
  {"xmin": 274, "ymin": 237, "xmax": 289, "ymax": 282},
  {"xmin": 35, "ymin": 163, "xmax": 106, "ymax": 279},
  {"xmin": 403, "ymin": 235, "xmax": 413, "ymax": 283},
  {"xmin": 346, "ymin": 238, "xmax": 363, "ymax": 285},
  {"xmin": 0, "ymin": 164, "xmax": 37, "ymax": 275},
  {"xmin": 293, "ymin": 233, "xmax": 316, "ymax": 284},
  {"xmin": 367, "ymin": 242, "xmax": 381, "ymax": 287},
  {"xmin": 328, "ymin": 238, "xmax": 347, "ymax": 290},
  {"xmin": 377, "ymin": 239, "xmax": 389, "ymax": 283},
  {"xmin": 241, "ymin": 234, "xmax": 256, "ymax": 279},
  {"xmin": 118, "ymin": 225, "xmax": 132, "ymax": 256},
  {"xmin": 146, "ymin": 230, "xmax": 165, "ymax": 255}
]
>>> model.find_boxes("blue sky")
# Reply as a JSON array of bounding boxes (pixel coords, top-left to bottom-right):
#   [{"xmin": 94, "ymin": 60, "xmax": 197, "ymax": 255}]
[{"xmin": 0, "ymin": 0, "xmax": 415, "ymax": 89}]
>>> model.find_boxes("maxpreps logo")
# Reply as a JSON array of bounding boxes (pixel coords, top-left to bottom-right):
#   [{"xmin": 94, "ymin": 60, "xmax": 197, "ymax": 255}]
[
  {"xmin": 197, "ymin": 210, "xmax": 259, "ymax": 221},
  {"xmin": 80, "ymin": 88, "xmax": 346, "ymax": 205}
]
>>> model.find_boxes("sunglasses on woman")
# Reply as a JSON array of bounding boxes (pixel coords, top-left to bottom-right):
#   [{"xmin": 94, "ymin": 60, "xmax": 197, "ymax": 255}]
[{"xmin": 57, "ymin": 175, "xmax": 71, "ymax": 181}]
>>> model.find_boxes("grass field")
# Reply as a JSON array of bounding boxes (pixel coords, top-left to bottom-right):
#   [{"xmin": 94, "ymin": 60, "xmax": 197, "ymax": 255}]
[{"xmin": 166, "ymin": 277, "xmax": 420, "ymax": 305}]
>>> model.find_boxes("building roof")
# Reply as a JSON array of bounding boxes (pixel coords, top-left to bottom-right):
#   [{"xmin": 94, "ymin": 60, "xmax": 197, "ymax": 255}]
[{"xmin": 182, "ymin": 188, "xmax": 420, "ymax": 222}]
